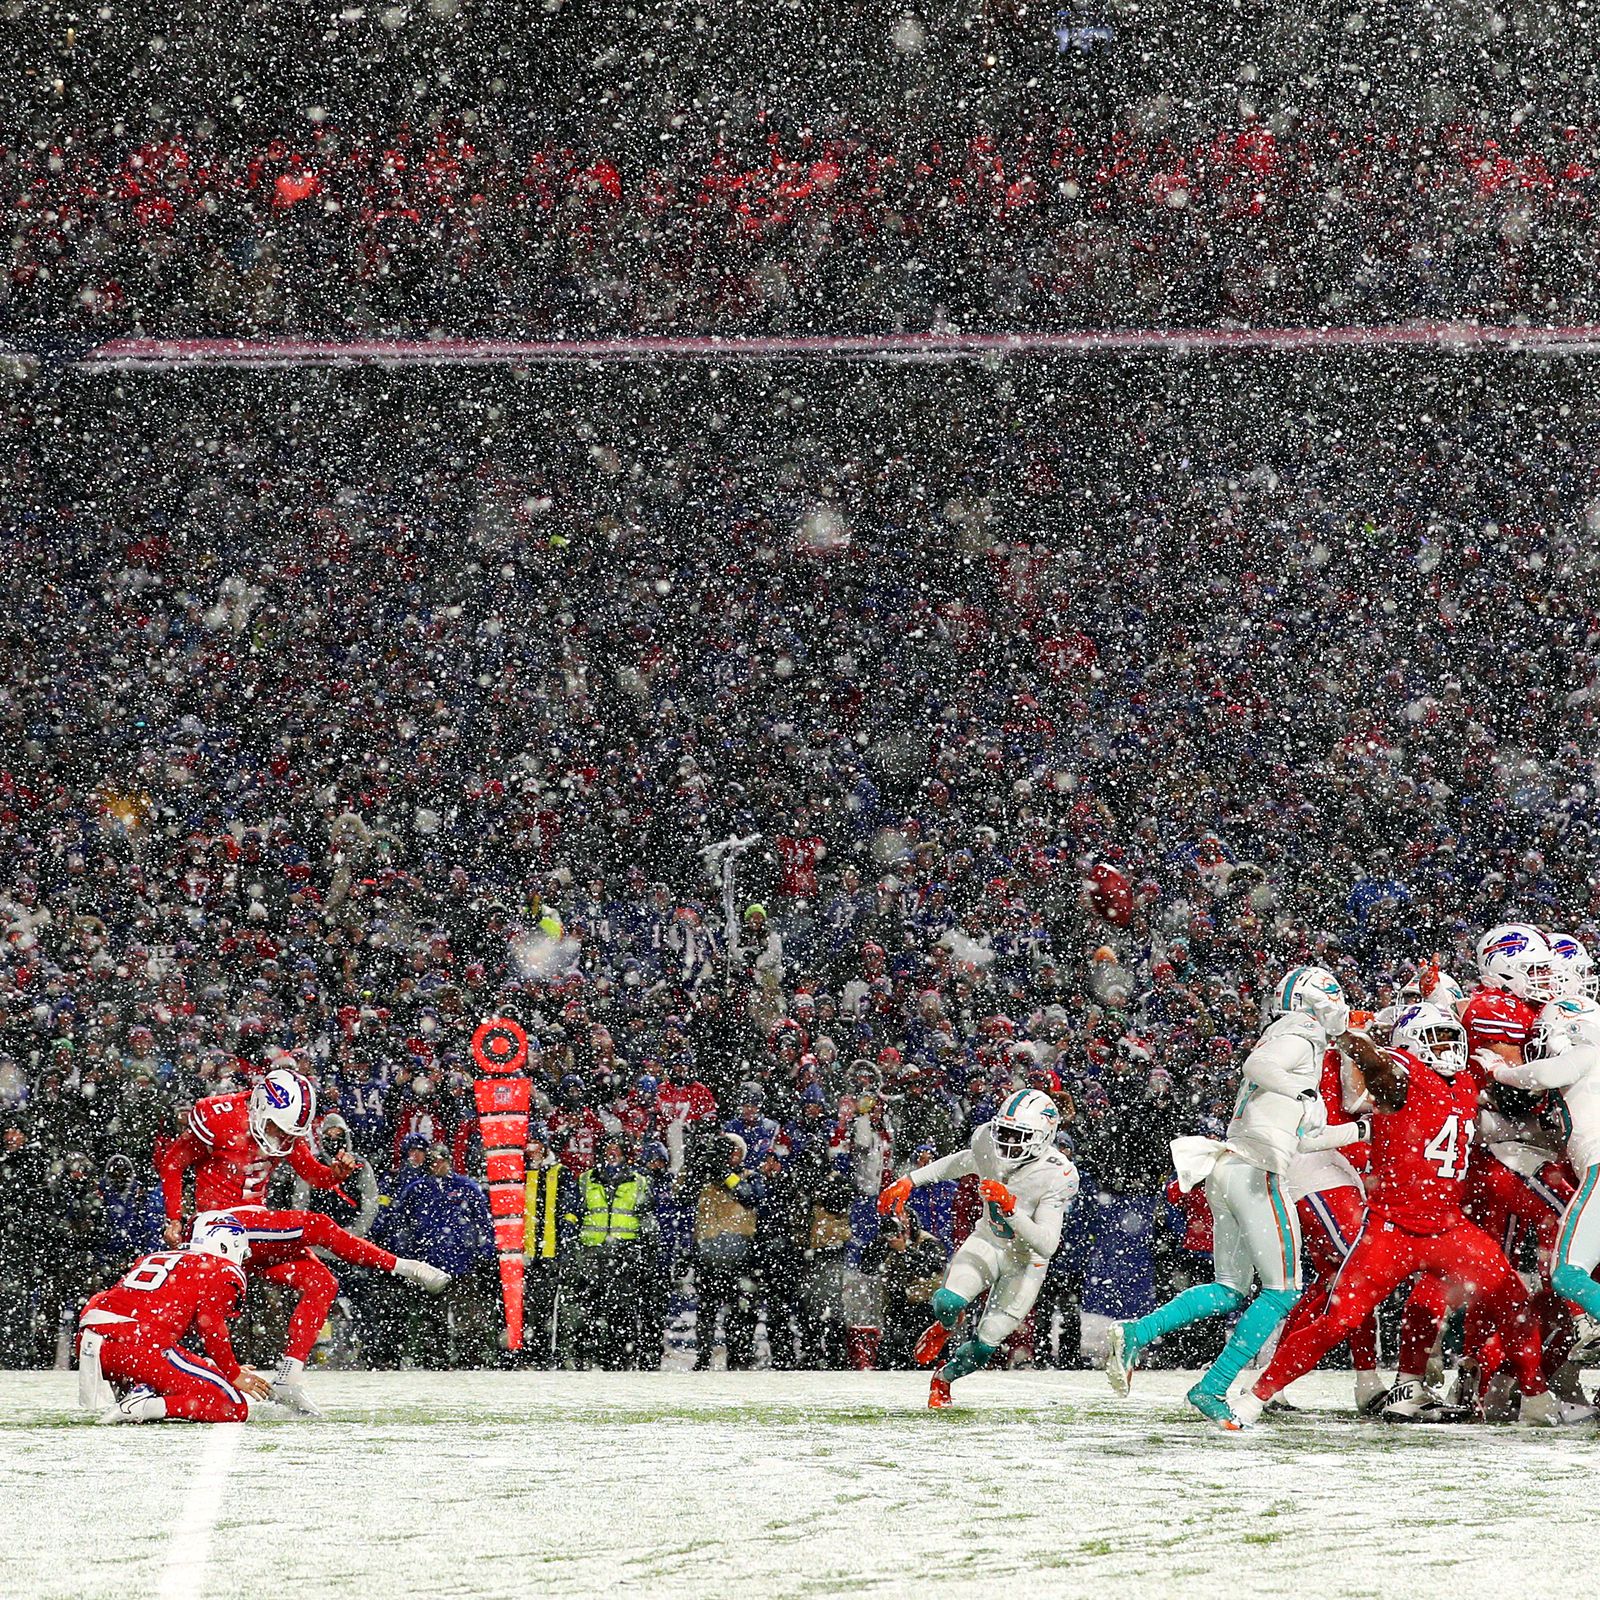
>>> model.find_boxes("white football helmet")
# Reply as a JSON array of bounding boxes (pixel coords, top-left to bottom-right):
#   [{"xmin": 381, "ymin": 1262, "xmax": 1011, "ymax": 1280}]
[
  {"xmin": 1546, "ymin": 933, "xmax": 1598, "ymax": 1001},
  {"xmin": 990, "ymin": 1088, "xmax": 1060, "ymax": 1167},
  {"xmin": 1401, "ymin": 966, "xmax": 1466, "ymax": 1013},
  {"xmin": 1426, "ymin": 970, "xmax": 1467, "ymax": 1011},
  {"xmin": 189, "ymin": 1211, "xmax": 250, "ymax": 1270},
  {"xmin": 1389, "ymin": 1002, "xmax": 1469, "ymax": 1078},
  {"xmin": 1476, "ymin": 923, "xmax": 1559, "ymax": 1003},
  {"xmin": 1369, "ymin": 1004, "xmax": 1401, "ymax": 1044},
  {"xmin": 1529, "ymin": 995, "xmax": 1600, "ymax": 1059},
  {"xmin": 1269, "ymin": 966, "xmax": 1350, "ymax": 1038},
  {"xmin": 248, "ymin": 1068, "xmax": 316, "ymax": 1155}
]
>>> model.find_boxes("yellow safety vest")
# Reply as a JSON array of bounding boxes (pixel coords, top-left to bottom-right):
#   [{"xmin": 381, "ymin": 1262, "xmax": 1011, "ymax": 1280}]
[
  {"xmin": 579, "ymin": 1171, "xmax": 646, "ymax": 1248},
  {"xmin": 523, "ymin": 1164, "xmax": 568, "ymax": 1260}
]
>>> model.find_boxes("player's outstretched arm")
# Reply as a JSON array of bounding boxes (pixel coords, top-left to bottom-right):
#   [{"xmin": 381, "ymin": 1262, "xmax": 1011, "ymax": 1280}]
[
  {"xmin": 193, "ymin": 1283, "xmax": 248, "ymax": 1384},
  {"xmin": 159, "ymin": 1130, "xmax": 206, "ymax": 1229},
  {"xmin": 1490, "ymin": 1052, "xmax": 1586, "ymax": 1092},
  {"xmin": 910, "ymin": 1148, "xmax": 977, "ymax": 1187},
  {"xmin": 1296, "ymin": 1118, "xmax": 1366, "ymax": 1151},
  {"xmin": 288, "ymin": 1136, "xmax": 358, "ymax": 1192},
  {"xmin": 1338, "ymin": 1030, "xmax": 1407, "ymax": 1111}
]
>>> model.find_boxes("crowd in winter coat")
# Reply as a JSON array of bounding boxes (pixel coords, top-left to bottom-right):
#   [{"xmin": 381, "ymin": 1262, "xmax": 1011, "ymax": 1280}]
[
  {"xmin": 0, "ymin": 358, "xmax": 1597, "ymax": 1368},
  {"xmin": 7, "ymin": 110, "xmax": 1600, "ymax": 340}
]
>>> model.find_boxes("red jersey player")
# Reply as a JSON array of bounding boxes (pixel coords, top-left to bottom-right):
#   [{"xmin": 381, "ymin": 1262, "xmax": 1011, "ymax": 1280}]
[
  {"xmin": 78, "ymin": 1212, "xmax": 271, "ymax": 1424},
  {"xmin": 1393, "ymin": 924, "xmax": 1580, "ymax": 1415},
  {"xmin": 160, "ymin": 1067, "xmax": 350, "ymax": 1223},
  {"xmin": 1230, "ymin": 1003, "xmax": 1562, "ymax": 1429},
  {"xmin": 160, "ymin": 1067, "xmax": 449, "ymax": 1415}
]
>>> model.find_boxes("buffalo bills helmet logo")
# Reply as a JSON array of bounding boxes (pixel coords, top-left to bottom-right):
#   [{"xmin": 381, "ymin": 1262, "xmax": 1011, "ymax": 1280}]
[
  {"xmin": 1484, "ymin": 931, "xmax": 1530, "ymax": 958},
  {"xmin": 1551, "ymin": 936, "xmax": 1581, "ymax": 959},
  {"xmin": 264, "ymin": 1078, "xmax": 294, "ymax": 1108}
]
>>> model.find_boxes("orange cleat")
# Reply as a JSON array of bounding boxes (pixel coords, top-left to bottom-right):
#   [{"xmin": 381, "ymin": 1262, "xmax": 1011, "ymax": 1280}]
[
  {"xmin": 928, "ymin": 1374, "xmax": 953, "ymax": 1409},
  {"xmin": 913, "ymin": 1321, "xmax": 950, "ymax": 1367}
]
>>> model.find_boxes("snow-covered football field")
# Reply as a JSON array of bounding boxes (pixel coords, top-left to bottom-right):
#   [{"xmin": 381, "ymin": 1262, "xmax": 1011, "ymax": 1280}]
[{"xmin": 3, "ymin": 1367, "xmax": 1595, "ymax": 1599}]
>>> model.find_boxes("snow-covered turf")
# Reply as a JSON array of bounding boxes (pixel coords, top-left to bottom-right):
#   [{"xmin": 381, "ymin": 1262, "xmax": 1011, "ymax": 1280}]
[{"xmin": 4, "ymin": 1367, "xmax": 1595, "ymax": 1599}]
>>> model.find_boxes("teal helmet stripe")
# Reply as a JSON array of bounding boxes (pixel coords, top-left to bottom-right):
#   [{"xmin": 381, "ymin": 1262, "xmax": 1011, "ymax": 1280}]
[
  {"xmin": 1003, "ymin": 1090, "xmax": 1030, "ymax": 1119},
  {"xmin": 1281, "ymin": 966, "xmax": 1307, "ymax": 1012}
]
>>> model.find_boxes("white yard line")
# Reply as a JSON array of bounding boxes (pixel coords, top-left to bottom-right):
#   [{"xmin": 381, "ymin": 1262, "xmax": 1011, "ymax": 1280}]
[{"xmin": 156, "ymin": 1422, "xmax": 244, "ymax": 1600}]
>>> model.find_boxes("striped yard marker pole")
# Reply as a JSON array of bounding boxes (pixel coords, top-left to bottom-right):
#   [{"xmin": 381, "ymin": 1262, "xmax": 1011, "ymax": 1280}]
[{"xmin": 472, "ymin": 1018, "xmax": 532, "ymax": 1352}]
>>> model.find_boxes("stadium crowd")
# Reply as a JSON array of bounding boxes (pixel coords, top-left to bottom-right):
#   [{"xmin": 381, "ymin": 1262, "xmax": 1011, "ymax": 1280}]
[
  {"xmin": 6, "ymin": 109, "xmax": 1600, "ymax": 340},
  {"xmin": 0, "ymin": 352, "xmax": 1597, "ymax": 1372}
]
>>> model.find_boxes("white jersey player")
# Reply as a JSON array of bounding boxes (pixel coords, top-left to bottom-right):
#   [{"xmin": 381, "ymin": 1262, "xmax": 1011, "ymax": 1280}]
[
  {"xmin": 1105, "ymin": 965, "xmax": 1362, "ymax": 1427},
  {"xmin": 878, "ymin": 1090, "xmax": 1078, "ymax": 1408},
  {"xmin": 1284, "ymin": 1065, "xmax": 1384, "ymax": 1415},
  {"xmin": 1489, "ymin": 994, "xmax": 1600, "ymax": 1332}
]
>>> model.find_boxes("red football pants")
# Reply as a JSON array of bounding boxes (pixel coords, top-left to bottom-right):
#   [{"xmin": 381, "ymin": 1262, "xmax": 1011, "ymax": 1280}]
[
  {"xmin": 235, "ymin": 1208, "xmax": 396, "ymax": 1364},
  {"xmin": 1254, "ymin": 1214, "xmax": 1546, "ymax": 1401},
  {"xmin": 1465, "ymin": 1156, "xmax": 1572, "ymax": 1257},
  {"xmin": 1397, "ymin": 1159, "xmax": 1576, "ymax": 1378},
  {"xmin": 1279, "ymin": 1187, "xmax": 1378, "ymax": 1371},
  {"xmin": 91, "ymin": 1328, "xmax": 247, "ymax": 1422}
]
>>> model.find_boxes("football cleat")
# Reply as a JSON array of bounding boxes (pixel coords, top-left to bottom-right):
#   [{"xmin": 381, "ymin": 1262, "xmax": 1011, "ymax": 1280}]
[
  {"xmin": 1565, "ymin": 1315, "xmax": 1600, "ymax": 1370},
  {"xmin": 1103, "ymin": 1322, "xmax": 1135, "ymax": 1396},
  {"xmin": 98, "ymin": 1385, "xmax": 163, "ymax": 1425},
  {"xmin": 270, "ymin": 1357, "xmax": 322, "ymax": 1418},
  {"xmin": 393, "ymin": 1257, "xmax": 451, "ymax": 1294},
  {"xmin": 928, "ymin": 1375, "xmax": 954, "ymax": 1410},
  {"xmin": 1262, "ymin": 1396, "xmax": 1302, "ymax": 1415},
  {"xmin": 1222, "ymin": 1389, "xmax": 1264, "ymax": 1431},
  {"xmin": 1445, "ymin": 1360, "xmax": 1482, "ymax": 1413},
  {"xmin": 1520, "ymin": 1392, "xmax": 1593, "ymax": 1427},
  {"xmin": 1481, "ymin": 1372, "xmax": 1521, "ymax": 1424},
  {"xmin": 1550, "ymin": 1359, "xmax": 1591, "ymax": 1407},
  {"xmin": 1186, "ymin": 1386, "xmax": 1241, "ymax": 1428},
  {"xmin": 1381, "ymin": 1379, "xmax": 1448, "ymax": 1423},
  {"xmin": 1355, "ymin": 1370, "xmax": 1389, "ymax": 1416},
  {"xmin": 912, "ymin": 1321, "xmax": 950, "ymax": 1368}
]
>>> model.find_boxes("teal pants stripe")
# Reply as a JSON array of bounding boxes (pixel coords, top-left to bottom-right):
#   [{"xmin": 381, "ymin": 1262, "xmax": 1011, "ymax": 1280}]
[
  {"xmin": 1551, "ymin": 1262, "xmax": 1600, "ymax": 1319},
  {"xmin": 1553, "ymin": 1165, "xmax": 1600, "ymax": 1319},
  {"xmin": 1125, "ymin": 1281, "xmax": 1248, "ymax": 1357},
  {"xmin": 1266, "ymin": 1174, "xmax": 1296, "ymax": 1288},
  {"xmin": 1557, "ymin": 1165, "xmax": 1599, "ymax": 1265}
]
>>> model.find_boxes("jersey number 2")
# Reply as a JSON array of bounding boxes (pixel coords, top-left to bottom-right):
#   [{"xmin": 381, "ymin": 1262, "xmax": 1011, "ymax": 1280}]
[
  {"xmin": 1422, "ymin": 1114, "xmax": 1475, "ymax": 1180},
  {"xmin": 122, "ymin": 1252, "xmax": 184, "ymax": 1292}
]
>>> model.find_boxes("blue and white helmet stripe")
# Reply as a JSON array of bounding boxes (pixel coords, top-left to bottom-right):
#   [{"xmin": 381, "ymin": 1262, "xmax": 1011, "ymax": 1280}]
[{"xmin": 1547, "ymin": 932, "xmax": 1598, "ymax": 1000}]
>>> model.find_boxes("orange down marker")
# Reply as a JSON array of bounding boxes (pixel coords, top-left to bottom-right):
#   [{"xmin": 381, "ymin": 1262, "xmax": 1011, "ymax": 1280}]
[{"xmin": 472, "ymin": 1018, "xmax": 531, "ymax": 1350}]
